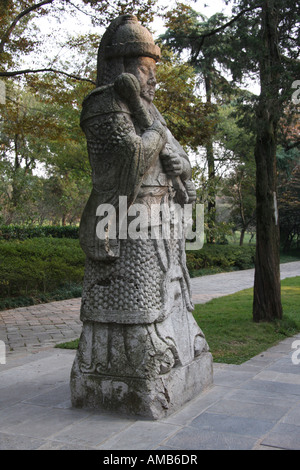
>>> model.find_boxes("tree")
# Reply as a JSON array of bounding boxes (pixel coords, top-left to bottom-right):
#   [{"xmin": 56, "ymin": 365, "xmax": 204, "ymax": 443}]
[
  {"xmin": 218, "ymin": 102, "xmax": 256, "ymax": 245},
  {"xmin": 161, "ymin": 0, "xmax": 299, "ymax": 321},
  {"xmin": 0, "ymin": 81, "xmax": 55, "ymax": 222},
  {"xmin": 0, "ymin": 0, "xmax": 159, "ymax": 81},
  {"xmin": 278, "ymin": 159, "xmax": 300, "ymax": 251},
  {"xmin": 250, "ymin": 0, "xmax": 282, "ymax": 321},
  {"xmin": 226, "ymin": 0, "xmax": 299, "ymax": 322},
  {"xmin": 161, "ymin": 3, "xmax": 244, "ymax": 242},
  {"xmin": 0, "ymin": 71, "xmax": 95, "ymax": 224},
  {"xmin": 154, "ymin": 46, "xmax": 215, "ymax": 151},
  {"xmin": 0, "ymin": 3, "xmax": 215, "ymax": 226},
  {"xmin": 223, "ymin": 165, "xmax": 256, "ymax": 244}
]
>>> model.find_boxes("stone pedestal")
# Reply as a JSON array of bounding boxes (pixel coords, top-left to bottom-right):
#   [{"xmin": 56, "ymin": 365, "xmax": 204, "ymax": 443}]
[
  {"xmin": 70, "ymin": 14, "xmax": 213, "ymax": 420},
  {"xmin": 71, "ymin": 345, "xmax": 212, "ymax": 419}
]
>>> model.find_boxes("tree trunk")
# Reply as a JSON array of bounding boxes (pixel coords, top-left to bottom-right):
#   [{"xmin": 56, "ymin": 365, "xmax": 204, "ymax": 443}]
[
  {"xmin": 239, "ymin": 228, "xmax": 246, "ymax": 246},
  {"xmin": 205, "ymin": 72, "xmax": 216, "ymax": 244},
  {"xmin": 206, "ymin": 138, "xmax": 216, "ymax": 243},
  {"xmin": 253, "ymin": 0, "xmax": 283, "ymax": 322}
]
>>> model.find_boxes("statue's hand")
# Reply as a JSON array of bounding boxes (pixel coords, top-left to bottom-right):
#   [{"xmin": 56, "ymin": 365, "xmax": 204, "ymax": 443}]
[
  {"xmin": 114, "ymin": 73, "xmax": 141, "ymax": 105},
  {"xmin": 114, "ymin": 73, "xmax": 153, "ymax": 129},
  {"xmin": 185, "ymin": 180, "xmax": 197, "ymax": 203},
  {"xmin": 160, "ymin": 145, "xmax": 183, "ymax": 176}
]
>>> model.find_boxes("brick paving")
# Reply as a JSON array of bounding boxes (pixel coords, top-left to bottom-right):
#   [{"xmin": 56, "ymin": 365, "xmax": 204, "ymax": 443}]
[
  {"xmin": 0, "ymin": 261, "xmax": 299, "ymax": 359},
  {"xmin": 0, "ymin": 299, "xmax": 82, "ymax": 358}
]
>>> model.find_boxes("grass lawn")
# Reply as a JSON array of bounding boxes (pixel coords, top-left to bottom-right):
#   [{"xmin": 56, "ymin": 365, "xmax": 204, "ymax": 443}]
[
  {"xmin": 57, "ymin": 276, "xmax": 300, "ymax": 366},
  {"xmin": 193, "ymin": 276, "xmax": 300, "ymax": 364}
]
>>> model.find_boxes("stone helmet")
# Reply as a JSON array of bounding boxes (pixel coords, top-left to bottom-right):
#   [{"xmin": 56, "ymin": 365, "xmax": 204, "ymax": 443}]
[{"xmin": 97, "ymin": 15, "xmax": 161, "ymax": 86}]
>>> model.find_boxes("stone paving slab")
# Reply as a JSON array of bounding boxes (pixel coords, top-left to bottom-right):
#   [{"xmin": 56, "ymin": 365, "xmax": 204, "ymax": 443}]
[
  {"xmin": 0, "ymin": 299, "xmax": 82, "ymax": 358},
  {"xmin": 0, "ymin": 338, "xmax": 299, "ymax": 450},
  {"xmin": 0, "ymin": 262, "xmax": 299, "ymax": 450}
]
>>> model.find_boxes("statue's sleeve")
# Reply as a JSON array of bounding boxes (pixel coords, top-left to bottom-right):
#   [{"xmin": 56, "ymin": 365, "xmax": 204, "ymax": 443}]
[
  {"xmin": 79, "ymin": 104, "xmax": 167, "ymax": 261},
  {"xmin": 165, "ymin": 128, "xmax": 192, "ymax": 181},
  {"xmin": 84, "ymin": 111, "xmax": 166, "ymax": 203}
]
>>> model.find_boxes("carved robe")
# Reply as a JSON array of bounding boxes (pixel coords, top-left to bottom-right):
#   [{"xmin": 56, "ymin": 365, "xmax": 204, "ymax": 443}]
[{"xmin": 73, "ymin": 83, "xmax": 208, "ymax": 380}]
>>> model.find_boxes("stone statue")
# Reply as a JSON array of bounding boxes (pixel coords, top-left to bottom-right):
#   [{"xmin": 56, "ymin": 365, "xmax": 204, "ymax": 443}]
[{"xmin": 70, "ymin": 14, "xmax": 213, "ymax": 419}]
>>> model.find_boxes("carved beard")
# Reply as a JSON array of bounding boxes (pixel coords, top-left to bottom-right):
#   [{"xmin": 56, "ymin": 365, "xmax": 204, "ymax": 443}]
[{"xmin": 140, "ymin": 84, "xmax": 156, "ymax": 103}]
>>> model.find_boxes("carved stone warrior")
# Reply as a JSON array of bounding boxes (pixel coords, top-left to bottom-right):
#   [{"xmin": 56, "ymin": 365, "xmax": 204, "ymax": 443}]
[{"xmin": 70, "ymin": 15, "xmax": 213, "ymax": 419}]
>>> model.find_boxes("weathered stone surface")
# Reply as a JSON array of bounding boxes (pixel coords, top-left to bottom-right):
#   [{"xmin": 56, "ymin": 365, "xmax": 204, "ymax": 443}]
[
  {"xmin": 70, "ymin": 14, "xmax": 213, "ymax": 418},
  {"xmin": 71, "ymin": 349, "xmax": 213, "ymax": 419}
]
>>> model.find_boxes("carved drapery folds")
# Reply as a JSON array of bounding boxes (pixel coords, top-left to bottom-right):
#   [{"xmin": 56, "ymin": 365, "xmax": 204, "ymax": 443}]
[{"xmin": 70, "ymin": 15, "xmax": 213, "ymax": 419}]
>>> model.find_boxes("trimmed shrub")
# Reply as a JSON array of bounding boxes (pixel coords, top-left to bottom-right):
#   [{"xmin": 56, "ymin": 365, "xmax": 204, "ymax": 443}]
[
  {"xmin": 186, "ymin": 244, "xmax": 256, "ymax": 277},
  {"xmin": 0, "ymin": 238, "xmax": 85, "ymax": 298},
  {"xmin": 0, "ymin": 238, "xmax": 256, "ymax": 307},
  {"xmin": 0, "ymin": 225, "xmax": 79, "ymax": 240}
]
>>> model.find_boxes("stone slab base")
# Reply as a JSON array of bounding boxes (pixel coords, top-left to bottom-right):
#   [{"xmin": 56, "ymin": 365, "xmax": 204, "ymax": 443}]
[{"xmin": 70, "ymin": 352, "xmax": 213, "ymax": 420}]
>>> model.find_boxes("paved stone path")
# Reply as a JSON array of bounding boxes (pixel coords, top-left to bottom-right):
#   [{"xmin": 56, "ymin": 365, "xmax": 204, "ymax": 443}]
[
  {"xmin": 191, "ymin": 260, "xmax": 300, "ymax": 303},
  {"xmin": 0, "ymin": 335, "xmax": 300, "ymax": 450},
  {"xmin": 0, "ymin": 299, "xmax": 82, "ymax": 359},
  {"xmin": 0, "ymin": 261, "xmax": 299, "ymax": 450},
  {"xmin": 0, "ymin": 261, "xmax": 299, "ymax": 359}
]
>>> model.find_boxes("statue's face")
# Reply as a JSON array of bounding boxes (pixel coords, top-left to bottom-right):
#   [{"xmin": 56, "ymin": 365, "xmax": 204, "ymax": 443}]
[{"xmin": 125, "ymin": 56, "xmax": 157, "ymax": 103}]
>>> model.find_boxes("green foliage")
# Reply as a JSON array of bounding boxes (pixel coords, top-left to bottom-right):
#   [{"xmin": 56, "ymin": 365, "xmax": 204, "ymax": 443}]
[
  {"xmin": 186, "ymin": 243, "xmax": 256, "ymax": 277},
  {"xmin": 0, "ymin": 80, "xmax": 92, "ymax": 225},
  {"xmin": 154, "ymin": 46, "xmax": 215, "ymax": 151},
  {"xmin": 277, "ymin": 152, "xmax": 300, "ymax": 251},
  {"xmin": 55, "ymin": 338, "xmax": 80, "ymax": 350},
  {"xmin": 0, "ymin": 238, "xmax": 85, "ymax": 298},
  {"xmin": 0, "ymin": 224, "xmax": 79, "ymax": 240}
]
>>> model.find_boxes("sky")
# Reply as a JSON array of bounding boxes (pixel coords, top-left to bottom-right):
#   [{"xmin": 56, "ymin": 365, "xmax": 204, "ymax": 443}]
[
  {"xmin": 27, "ymin": 0, "xmax": 233, "ymax": 63},
  {"xmin": 152, "ymin": 0, "xmax": 232, "ymax": 36},
  {"xmin": 26, "ymin": 0, "xmax": 259, "ymax": 94},
  {"xmin": 17, "ymin": 0, "xmax": 258, "ymax": 174}
]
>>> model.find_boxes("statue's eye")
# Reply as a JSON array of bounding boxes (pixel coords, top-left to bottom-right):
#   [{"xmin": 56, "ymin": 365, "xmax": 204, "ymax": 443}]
[{"xmin": 139, "ymin": 66, "xmax": 148, "ymax": 75}]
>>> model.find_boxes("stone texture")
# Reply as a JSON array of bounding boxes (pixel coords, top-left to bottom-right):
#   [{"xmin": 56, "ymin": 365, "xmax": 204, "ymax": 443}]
[
  {"xmin": 71, "ymin": 350, "xmax": 213, "ymax": 419},
  {"xmin": 70, "ymin": 14, "xmax": 213, "ymax": 418},
  {"xmin": 1, "ymin": 320, "xmax": 300, "ymax": 449}
]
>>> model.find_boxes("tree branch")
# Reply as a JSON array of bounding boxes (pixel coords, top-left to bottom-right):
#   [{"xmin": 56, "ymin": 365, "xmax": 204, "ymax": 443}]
[
  {"xmin": 284, "ymin": 140, "xmax": 300, "ymax": 151},
  {"xmin": 188, "ymin": 7, "xmax": 261, "ymax": 63},
  {"xmin": 0, "ymin": 68, "xmax": 96, "ymax": 84},
  {"xmin": 0, "ymin": 0, "xmax": 55, "ymax": 53}
]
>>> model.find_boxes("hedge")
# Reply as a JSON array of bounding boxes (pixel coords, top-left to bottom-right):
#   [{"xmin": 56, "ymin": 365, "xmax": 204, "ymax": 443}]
[
  {"xmin": 0, "ymin": 225, "xmax": 79, "ymax": 240},
  {"xmin": 186, "ymin": 244, "xmax": 256, "ymax": 276},
  {"xmin": 0, "ymin": 237, "xmax": 256, "ymax": 301},
  {"xmin": 0, "ymin": 238, "xmax": 85, "ymax": 298}
]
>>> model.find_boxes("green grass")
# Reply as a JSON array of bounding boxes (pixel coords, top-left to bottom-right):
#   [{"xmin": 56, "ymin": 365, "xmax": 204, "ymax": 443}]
[
  {"xmin": 226, "ymin": 231, "xmax": 256, "ymax": 245},
  {"xmin": 193, "ymin": 276, "xmax": 300, "ymax": 364},
  {"xmin": 56, "ymin": 338, "xmax": 80, "ymax": 350},
  {"xmin": 56, "ymin": 276, "xmax": 300, "ymax": 366}
]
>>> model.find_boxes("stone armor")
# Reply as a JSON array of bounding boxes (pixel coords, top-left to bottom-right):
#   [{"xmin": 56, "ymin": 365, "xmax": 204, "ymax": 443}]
[{"xmin": 70, "ymin": 15, "xmax": 213, "ymax": 419}]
